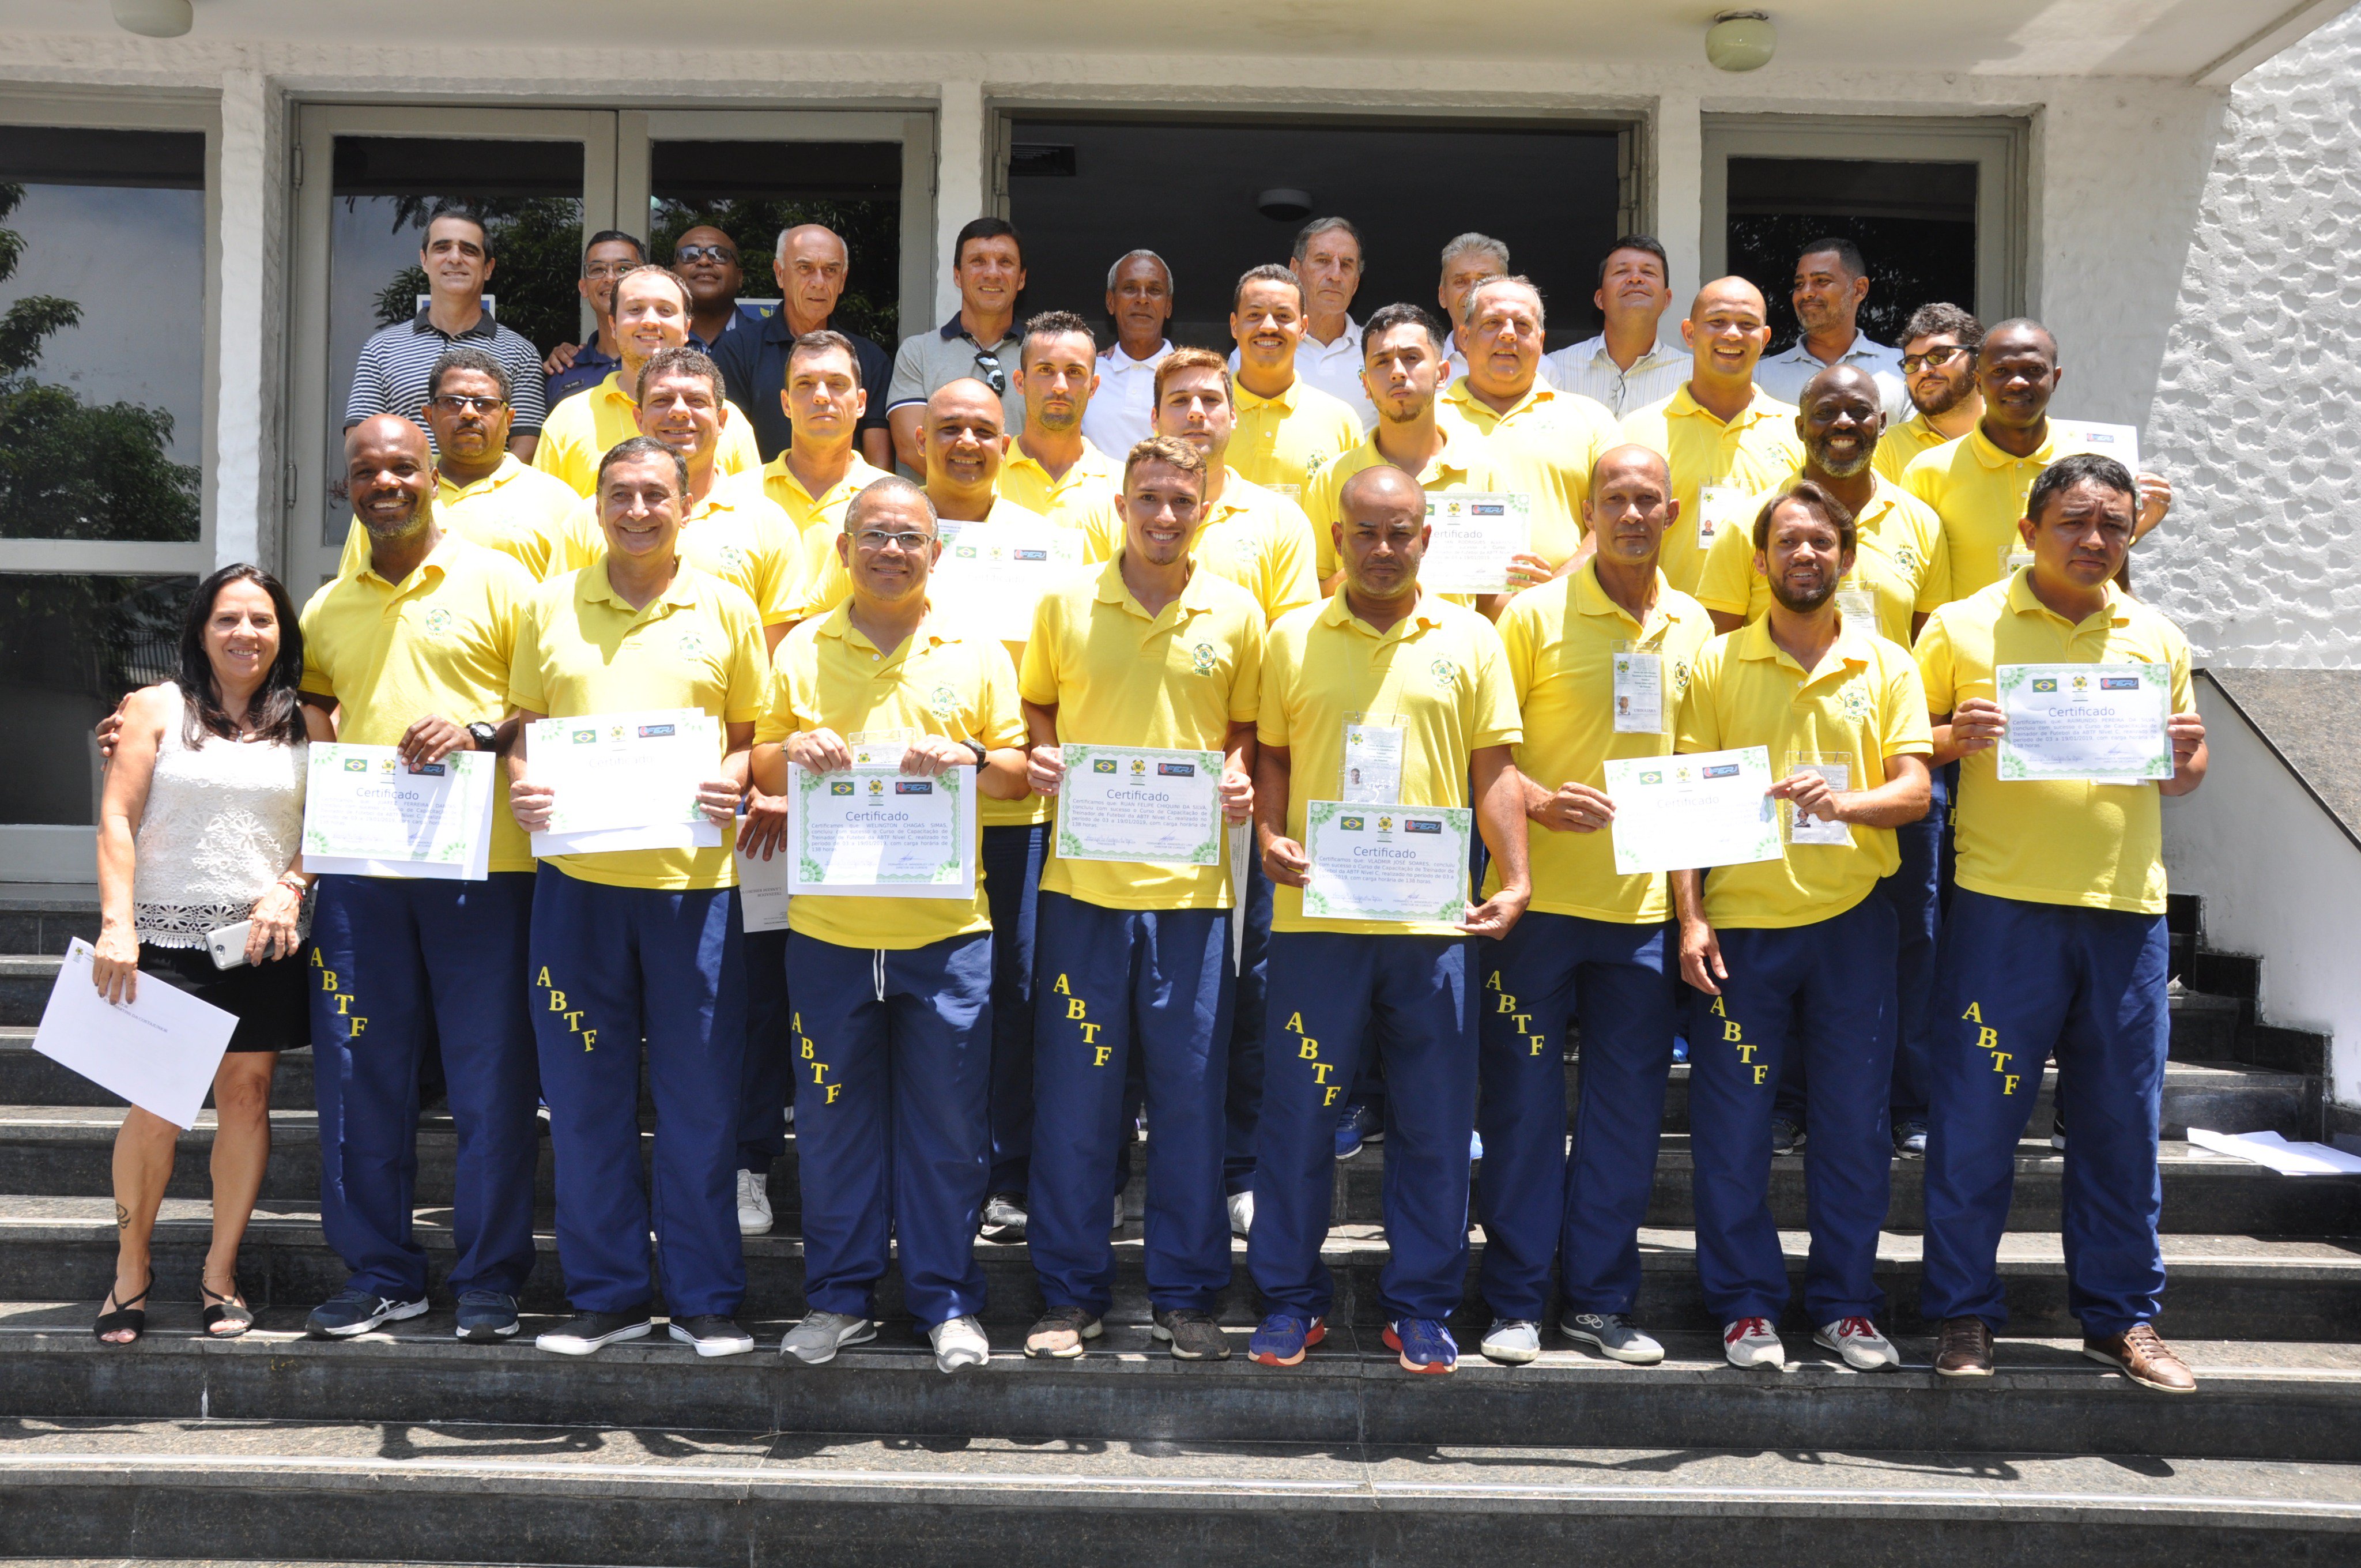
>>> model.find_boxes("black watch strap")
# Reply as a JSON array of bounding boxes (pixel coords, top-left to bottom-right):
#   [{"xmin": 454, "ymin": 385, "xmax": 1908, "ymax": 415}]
[
  {"xmin": 964, "ymin": 738, "xmax": 988, "ymax": 767},
  {"xmin": 467, "ymin": 721, "xmax": 499, "ymax": 753}
]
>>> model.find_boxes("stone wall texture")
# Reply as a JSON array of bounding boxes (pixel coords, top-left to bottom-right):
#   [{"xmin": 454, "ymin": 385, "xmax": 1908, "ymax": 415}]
[{"xmin": 2148, "ymin": 3, "xmax": 2361, "ymax": 667}]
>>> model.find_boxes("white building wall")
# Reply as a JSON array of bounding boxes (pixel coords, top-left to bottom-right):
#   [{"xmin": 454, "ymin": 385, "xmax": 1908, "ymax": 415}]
[{"xmin": 2147, "ymin": 2, "xmax": 2361, "ymax": 668}]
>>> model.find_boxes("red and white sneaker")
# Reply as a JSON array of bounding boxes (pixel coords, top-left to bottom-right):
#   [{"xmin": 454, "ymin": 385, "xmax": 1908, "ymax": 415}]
[
  {"xmin": 1813, "ymin": 1316, "xmax": 1899, "ymax": 1370},
  {"xmin": 1723, "ymin": 1316, "xmax": 1784, "ymax": 1369}
]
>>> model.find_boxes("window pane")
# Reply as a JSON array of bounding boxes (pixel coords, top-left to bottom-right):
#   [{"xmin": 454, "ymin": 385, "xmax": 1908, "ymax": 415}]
[
  {"xmin": 0, "ymin": 573, "xmax": 197, "ymax": 825},
  {"xmin": 1726, "ymin": 157, "xmax": 1978, "ymax": 353},
  {"xmin": 0, "ymin": 127, "xmax": 205, "ymax": 543},
  {"xmin": 650, "ymin": 140, "xmax": 900, "ymax": 346},
  {"xmin": 323, "ymin": 135, "xmax": 583, "ymax": 544}
]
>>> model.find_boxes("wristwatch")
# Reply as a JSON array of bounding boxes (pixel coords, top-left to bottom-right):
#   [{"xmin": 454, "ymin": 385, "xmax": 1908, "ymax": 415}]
[
  {"xmin": 963, "ymin": 738, "xmax": 988, "ymax": 767},
  {"xmin": 466, "ymin": 721, "xmax": 499, "ymax": 753}
]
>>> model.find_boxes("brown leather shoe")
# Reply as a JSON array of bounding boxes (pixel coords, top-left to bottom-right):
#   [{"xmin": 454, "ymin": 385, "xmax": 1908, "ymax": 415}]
[
  {"xmin": 1933, "ymin": 1316, "xmax": 1994, "ymax": 1378},
  {"xmin": 2084, "ymin": 1323, "xmax": 2197, "ymax": 1393}
]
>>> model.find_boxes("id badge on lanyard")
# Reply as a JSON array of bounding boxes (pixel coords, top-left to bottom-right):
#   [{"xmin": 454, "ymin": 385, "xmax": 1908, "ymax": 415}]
[
  {"xmin": 1340, "ymin": 713, "xmax": 1406, "ymax": 804},
  {"xmin": 1612, "ymin": 640, "xmax": 1665, "ymax": 735},
  {"xmin": 1835, "ymin": 580, "xmax": 1877, "ymax": 634},
  {"xmin": 1785, "ymin": 749, "xmax": 1855, "ymax": 846},
  {"xmin": 1697, "ymin": 484, "xmax": 1744, "ymax": 553}
]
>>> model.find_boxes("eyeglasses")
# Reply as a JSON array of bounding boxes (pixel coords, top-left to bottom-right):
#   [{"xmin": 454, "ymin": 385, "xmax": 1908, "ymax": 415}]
[
  {"xmin": 971, "ymin": 349, "xmax": 1008, "ymax": 397},
  {"xmin": 582, "ymin": 262, "xmax": 639, "ymax": 280},
  {"xmin": 854, "ymin": 529, "xmax": 936, "ymax": 553},
  {"xmin": 674, "ymin": 243, "xmax": 738, "ymax": 265},
  {"xmin": 427, "ymin": 394, "xmax": 507, "ymax": 414},
  {"xmin": 1900, "ymin": 345, "xmax": 1977, "ymax": 375}
]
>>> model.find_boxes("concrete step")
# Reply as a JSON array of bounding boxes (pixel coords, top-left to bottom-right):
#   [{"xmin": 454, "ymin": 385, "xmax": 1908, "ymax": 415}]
[
  {"xmin": 7, "ymin": 1197, "xmax": 2357, "ymax": 1339},
  {"xmin": 7, "ymin": 1311, "xmax": 2361, "ymax": 1463},
  {"xmin": 0, "ymin": 884, "xmax": 98, "ymax": 957},
  {"xmin": 1, "ymin": 1413, "xmax": 2355, "ymax": 1566}
]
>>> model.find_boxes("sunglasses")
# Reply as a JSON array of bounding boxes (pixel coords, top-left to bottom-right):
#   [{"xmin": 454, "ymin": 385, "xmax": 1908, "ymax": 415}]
[
  {"xmin": 1900, "ymin": 344, "xmax": 1977, "ymax": 375},
  {"xmin": 971, "ymin": 349, "xmax": 1008, "ymax": 397},
  {"xmin": 427, "ymin": 394, "xmax": 507, "ymax": 414},
  {"xmin": 674, "ymin": 243, "xmax": 738, "ymax": 265}
]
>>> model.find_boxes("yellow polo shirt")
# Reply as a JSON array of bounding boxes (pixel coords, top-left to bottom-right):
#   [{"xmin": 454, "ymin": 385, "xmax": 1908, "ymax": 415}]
[
  {"xmin": 336, "ymin": 456, "xmax": 578, "ymax": 582},
  {"xmin": 1915, "ymin": 573, "xmax": 2193, "ymax": 915},
  {"xmin": 507, "ymin": 563, "xmax": 766, "ymax": 891},
  {"xmin": 1258, "ymin": 591, "xmax": 1521, "ymax": 936},
  {"xmin": 1619, "ymin": 384, "xmax": 1805, "ymax": 595},
  {"xmin": 1080, "ymin": 469, "xmax": 1319, "ymax": 624},
  {"xmin": 997, "ymin": 438, "xmax": 1122, "ymax": 537},
  {"xmin": 531, "ymin": 371, "xmax": 763, "ymax": 497},
  {"xmin": 1693, "ymin": 527, "xmax": 1924, "ymax": 648},
  {"xmin": 555, "ymin": 474, "xmax": 803, "ymax": 628},
  {"xmin": 1441, "ymin": 376, "xmax": 1619, "ymax": 572},
  {"xmin": 299, "ymin": 534, "xmax": 536, "ymax": 875},
  {"xmin": 762, "ymin": 450, "xmax": 892, "ymax": 538},
  {"xmin": 1020, "ymin": 555, "xmax": 1265, "ymax": 911},
  {"xmin": 757, "ymin": 604, "xmax": 1026, "ymax": 949},
  {"xmin": 1228, "ymin": 378, "xmax": 1363, "ymax": 499},
  {"xmin": 1872, "ymin": 412, "xmax": 1959, "ymax": 486},
  {"xmin": 1487, "ymin": 561, "xmax": 1715, "ymax": 923},
  {"xmin": 1676, "ymin": 618, "xmax": 1932, "ymax": 929},
  {"xmin": 1901, "ymin": 420, "xmax": 2125, "ymax": 602},
  {"xmin": 1303, "ymin": 423, "xmax": 1503, "ymax": 585},
  {"xmin": 791, "ymin": 494, "xmax": 1058, "ymax": 830}
]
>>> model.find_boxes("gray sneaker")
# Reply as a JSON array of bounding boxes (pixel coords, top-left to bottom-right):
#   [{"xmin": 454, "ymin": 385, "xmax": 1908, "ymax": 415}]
[
  {"xmin": 1770, "ymin": 1117, "xmax": 1805, "ymax": 1156},
  {"xmin": 979, "ymin": 1192, "xmax": 1028, "ymax": 1242},
  {"xmin": 1894, "ymin": 1118, "xmax": 1929, "ymax": 1158},
  {"xmin": 1480, "ymin": 1319, "xmax": 1541, "ymax": 1365},
  {"xmin": 780, "ymin": 1310, "xmax": 876, "ymax": 1365},
  {"xmin": 1151, "ymin": 1307, "xmax": 1231, "ymax": 1361},
  {"xmin": 1560, "ymin": 1311, "xmax": 1665, "ymax": 1365}
]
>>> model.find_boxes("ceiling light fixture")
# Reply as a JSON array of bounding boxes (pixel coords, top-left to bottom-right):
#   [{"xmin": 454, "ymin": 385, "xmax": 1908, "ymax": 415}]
[
  {"xmin": 1257, "ymin": 188, "xmax": 1312, "ymax": 221},
  {"xmin": 1706, "ymin": 10, "xmax": 1776, "ymax": 72},
  {"xmin": 111, "ymin": 0, "xmax": 193, "ymax": 37}
]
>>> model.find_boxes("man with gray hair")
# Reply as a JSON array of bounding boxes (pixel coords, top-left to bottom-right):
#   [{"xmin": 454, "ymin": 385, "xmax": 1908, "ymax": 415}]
[
  {"xmin": 1081, "ymin": 249, "xmax": 1176, "ymax": 455},
  {"xmin": 1287, "ymin": 216, "xmax": 1376, "ymax": 429},
  {"xmin": 710, "ymin": 223, "xmax": 894, "ymax": 469},
  {"xmin": 1437, "ymin": 232, "xmax": 1511, "ymax": 383}
]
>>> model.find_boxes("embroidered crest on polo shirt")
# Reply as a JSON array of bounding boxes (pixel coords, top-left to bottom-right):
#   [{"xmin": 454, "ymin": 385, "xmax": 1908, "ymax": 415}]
[
  {"xmin": 676, "ymin": 630, "xmax": 706, "ymax": 659},
  {"xmin": 1835, "ymin": 677, "xmax": 1873, "ymax": 720},
  {"xmin": 929, "ymin": 684, "xmax": 959, "ymax": 718},
  {"xmin": 719, "ymin": 545, "xmax": 750, "ymax": 574},
  {"xmin": 1429, "ymin": 657, "xmax": 1458, "ymax": 691},
  {"xmin": 421, "ymin": 606, "xmax": 453, "ymax": 636},
  {"xmin": 1190, "ymin": 642, "xmax": 1218, "ymax": 675}
]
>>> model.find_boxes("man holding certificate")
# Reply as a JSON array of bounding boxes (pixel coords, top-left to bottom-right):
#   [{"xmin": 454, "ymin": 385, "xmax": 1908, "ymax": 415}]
[
  {"xmin": 506, "ymin": 435, "xmax": 768, "ymax": 1360},
  {"xmin": 746, "ymin": 475, "xmax": 1030, "ymax": 1375},
  {"xmin": 1246, "ymin": 464, "xmax": 1530, "ymax": 1375},
  {"xmin": 296, "ymin": 414, "xmax": 543, "ymax": 1345},
  {"xmin": 1915, "ymin": 454, "xmax": 2208, "ymax": 1392},
  {"xmin": 1672, "ymin": 480, "xmax": 1931, "ymax": 1373},
  {"xmin": 1014, "ymin": 435, "xmax": 1263, "ymax": 1363},
  {"xmin": 1470, "ymin": 444, "xmax": 1714, "ymax": 1369}
]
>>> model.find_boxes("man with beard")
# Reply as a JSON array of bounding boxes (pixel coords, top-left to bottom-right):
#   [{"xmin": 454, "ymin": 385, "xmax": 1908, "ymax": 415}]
[
  {"xmin": 1673, "ymin": 480, "xmax": 1931, "ymax": 1373},
  {"xmin": 1755, "ymin": 239, "xmax": 1907, "ymax": 421},
  {"xmin": 1000, "ymin": 311, "xmax": 1122, "ymax": 535},
  {"xmin": 297, "ymin": 414, "xmax": 542, "ymax": 1343},
  {"xmin": 1081, "ymin": 251, "xmax": 1177, "ymax": 456},
  {"xmin": 1874, "ymin": 304, "xmax": 1985, "ymax": 485}
]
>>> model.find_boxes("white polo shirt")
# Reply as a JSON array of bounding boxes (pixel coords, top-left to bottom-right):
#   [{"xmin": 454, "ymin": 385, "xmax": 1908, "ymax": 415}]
[
  {"xmin": 1755, "ymin": 329, "xmax": 1910, "ymax": 422},
  {"xmin": 1538, "ymin": 333, "xmax": 1689, "ymax": 418},
  {"xmin": 1078, "ymin": 338, "xmax": 1172, "ymax": 459}
]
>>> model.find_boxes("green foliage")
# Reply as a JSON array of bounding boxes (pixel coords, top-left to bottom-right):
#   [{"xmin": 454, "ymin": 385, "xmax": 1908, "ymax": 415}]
[
  {"xmin": 364, "ymin": 194, "xmax": 586, "ymax": 353},
  {"xmin": 650, "ymin": 198, "xmax": 900, "ymax": 344}
]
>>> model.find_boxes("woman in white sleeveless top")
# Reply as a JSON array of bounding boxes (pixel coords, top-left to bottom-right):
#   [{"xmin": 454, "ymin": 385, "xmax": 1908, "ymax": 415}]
[{"xmin": 90, "ymin": 565, "xmax": 334, "ymax": 1344}]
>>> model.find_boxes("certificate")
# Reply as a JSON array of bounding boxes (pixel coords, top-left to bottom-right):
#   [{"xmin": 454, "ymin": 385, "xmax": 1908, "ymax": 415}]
[
  {"xmin": 1420, "ymin": 491, "xmax": 1531, "ymax": 594},
  {"xmin": 35, "ymin": 939, "xmax": 236, "ymax": 1130},
  {"xmin": 936, "ymin": 517, "xmax": 1087, "ymax": 642},
  {"xmin": 1301, "ymin": 801, "xmax": 1472, "ymax": 925},
  {"xmin": 789, "ymin": 764, "xmax": 976, "ymax": 899},
  {"xmin": 2068, "ymin": 421, "xmax": 2141, "ymax": 476},
  {"xmin": 301, "ymin": 742, "xmax": 495, "ymax": 880},
  {"xmin": 526, "ymin": 707, "xmax": 723, "ymax": 858},
  {"xmin": 1995, "ymin": 663, "xmax": 2174, "ymax": 784},
  {"xmin": 734, "ymin": 822, "xmax": 791, "ymax": 934},
  {"xmin": 1054, "ymin": 743, "xmax": 1223, "ymax": 866},
  {"xmin": 1601, "ymin": 746, "xmax": 1782, "ymax": 875}
]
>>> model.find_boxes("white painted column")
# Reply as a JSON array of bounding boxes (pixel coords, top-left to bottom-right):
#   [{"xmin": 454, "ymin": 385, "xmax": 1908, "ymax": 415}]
[
  {"xmin": 933, "ymin": 78, "xmax": 989, "ymax": 325},
  {"xmin": 212, "ymin": 68, "xmax": 271, "ymax": 570},
  {"xmin": 1653, "ymin": 91, "xmax": 1704, "ymax": 310}
]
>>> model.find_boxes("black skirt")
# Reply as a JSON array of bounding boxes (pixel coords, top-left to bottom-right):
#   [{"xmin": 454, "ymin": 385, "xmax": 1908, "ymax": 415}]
[{"xmin": 137, "ymin": 941, "xmax": 312, "ymax": 1054}]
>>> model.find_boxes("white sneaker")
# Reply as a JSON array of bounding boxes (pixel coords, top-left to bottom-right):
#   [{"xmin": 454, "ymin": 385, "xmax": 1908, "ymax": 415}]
[
  {"xmin": 1227, "ymin": 1189, "xmax": 1254, "ymax": 1238},
  {"xmin": 1723, "ymin": 1316, "xmax": 1784, "ymax": 1369},
  {"xmin": 736, "ymin": 1169, "xmax": 773, "ymax": 1236},
  {"xmin": 930, "ymin": 1314, "xmax": 991, "ymax": 1373},
  {"xmin": 1813, "ymin": 1316, "xmax": 1899, "ymax": 1370},
  {"xmin": 1480, "ymin": 1319, "xmax": 1540, "ymax": 1364}
]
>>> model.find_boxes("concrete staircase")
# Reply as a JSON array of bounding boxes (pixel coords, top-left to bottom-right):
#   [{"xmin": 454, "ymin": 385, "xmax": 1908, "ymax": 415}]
[{"xmin": 1, "ymin": 883, "xmax": 2355, "ymax": 1565}]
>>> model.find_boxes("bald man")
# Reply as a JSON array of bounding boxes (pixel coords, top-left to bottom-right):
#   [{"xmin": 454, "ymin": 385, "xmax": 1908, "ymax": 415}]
[
  {"xmin": 1618, "ymin": 278, "xmax": 1805, "ymax": 596},
  {"xmin": 1245, "ymin": 463, "xmax": 1531, "ymax": 1375},
  {"xmin": 713, "ymin": 223, "xmax": 895, "ymax": 468}
]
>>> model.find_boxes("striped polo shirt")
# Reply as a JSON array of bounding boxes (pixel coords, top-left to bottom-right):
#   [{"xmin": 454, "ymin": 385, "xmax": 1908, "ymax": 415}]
[{"xmin": 344, "ymin": 305, "xmax": 549, "ymax": 443}]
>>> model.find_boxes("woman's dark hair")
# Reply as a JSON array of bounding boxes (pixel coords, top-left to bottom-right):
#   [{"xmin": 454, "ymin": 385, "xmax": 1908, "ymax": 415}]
[{"xmin": 177, "ymin": 564, "xmax": 308, "ymax": 748}]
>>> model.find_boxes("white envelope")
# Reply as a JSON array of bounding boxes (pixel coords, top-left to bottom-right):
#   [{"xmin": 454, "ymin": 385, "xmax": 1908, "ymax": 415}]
[{"xmin": 35, "ymin": 940, "xmax": 237, "ymax": 1130}]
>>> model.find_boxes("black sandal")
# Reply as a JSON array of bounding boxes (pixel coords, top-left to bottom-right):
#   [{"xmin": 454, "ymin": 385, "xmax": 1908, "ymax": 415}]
[
  {"xmin": 201, "ymin": 1282, "xmax": 254, "ymax": 1338},
  {"xmin": 94, "ymin": 1272, "xmax": 154, "ymax": 1344}
]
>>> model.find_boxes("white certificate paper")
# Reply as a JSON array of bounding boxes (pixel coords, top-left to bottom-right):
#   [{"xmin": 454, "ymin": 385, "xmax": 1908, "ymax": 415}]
[
  {"xmin": 734, "ymin": 822, "xmax": 791, "ymax": 933},
  {"xmin": 936, "ymin": 517, "xmax": 1087, "ymax": 642},
  {"xmin": 1055, "ymin": 743, "xmax": 1224, "ymax": 866},
  {"xmin": 1301, "ymin": 801, "xmax": 1472, "ymax": 924},
  {"xmin": 2069, "ymin": 421, "xmax": 2141, "ymax": 476},
  {"xmin": 789, "ymin": 764, "xmax": 976, "ymax": 899},
  {"xmin": 34, "ymin": 939, "xmax": 236, "ymax": 1129},
  {"xmin": 527, "ymin": 707, "xmax": 723, "ymax": 858},
  {"xmin": 1601, "ymin": 746, "xmax": 1782, "ymax": 875},
  {"xmin": 1421, "ymin": 492, "xmax": 1532, "ymax": 594},
  {"xmin": 301, "ymin": 742, "xmax": 495, "ymax": 881},
  {"xmin": 1996, "ymin": 663, "xmax": 2174, "ymax": 784}
]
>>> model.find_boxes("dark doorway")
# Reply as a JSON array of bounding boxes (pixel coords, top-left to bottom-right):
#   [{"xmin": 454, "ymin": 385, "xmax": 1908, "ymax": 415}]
[
  {"xmin": 1005, "ymin": 117, "xmax": 1625, "ymax": 354},
  {"xmin": 1725, "ymin": 157, "xmax": 1977, "ymax": 353}
]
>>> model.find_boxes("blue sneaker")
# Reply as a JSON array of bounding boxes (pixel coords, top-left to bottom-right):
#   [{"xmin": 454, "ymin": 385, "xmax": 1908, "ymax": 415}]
[
  {"xmin": 1334, "ymin": 1103, "xmax": 1377, "ymax": 1160},
  {"xmin": 1247, "ymin": 1311, "xmax": 1326, "ymax": 1367},
  {"xmin": 454, "ymin": 1289, "xmax": 520, "ymax": 1343},
  {"xmin": 306, "ymin": 1288, "xmax": 428, "ymax": 1339},
  {"xmin": 1385, "ymin": 1318, "xmax": 1458, "ymax": 1374}
]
